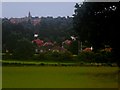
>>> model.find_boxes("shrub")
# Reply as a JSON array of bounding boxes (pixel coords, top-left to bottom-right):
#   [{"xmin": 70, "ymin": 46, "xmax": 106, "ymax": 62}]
[
  {"xmin": 45, "ymin": 51, "xmax": 61, "ymax": 61},
  {"xmin": 59, "ymin": 51, "xmax": 73, "ymax": 62},
  {"xmin": 78, "ymin": 52, "xmax": 95, "ymax": 63},
  {"xmin": 94, "ymin": 51, "xmax": 112, "ymax": 63},
  {"xmin": 44, "ymin": 51, "xmax": 73, "ymax": 62},
  {"xmin": 78, "ymin": 51, "xmax": 113, "ymax": 63},
  {"xmin": 2, "ymin": 53, "xmax": 13, "ymax": 60},
  {"xmin": 94, "ymin": 53, "xmax": 104, "ymax": 63},
  {"xmin": 33, "ymin": 53, "xmax": 46, "ymax": 61},
  {"xmin": 12, "ymin": 39, "xmax": 35, "ymax": 60}
]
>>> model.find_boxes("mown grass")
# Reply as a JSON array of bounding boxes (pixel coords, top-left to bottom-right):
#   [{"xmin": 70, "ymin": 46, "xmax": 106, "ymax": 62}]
[
  {"xmin": 2, "ymin": 66, "xmax": 119, "ymax": 88},
  {"xmin": 0, "ymin": 66, "xmax": 2, "ymax": 89},
  {"xmin": 2, "ymin": 60, "xmax": 118, "ymax": 67}
]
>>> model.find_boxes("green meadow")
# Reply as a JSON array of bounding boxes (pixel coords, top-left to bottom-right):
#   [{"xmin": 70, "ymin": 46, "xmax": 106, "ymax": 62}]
[
  {"xmin": 0, "ymin": 66, "xmax": 2, "ymax": 89},
  {"xmin": 2, "ymin": 66, "xmax": 119, "ymax": 88}
]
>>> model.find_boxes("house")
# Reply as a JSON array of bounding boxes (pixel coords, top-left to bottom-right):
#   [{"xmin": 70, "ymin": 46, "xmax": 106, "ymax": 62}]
[
  {"xmin": 63, "ymin": 40, "xmax": 72, "ymax": 45},
  {"xmin": 83, "ymin": 47, "xmax": 93, "ymax": 52},
  {"xmin": 32, "ymin": 38, "xmax": 44, "ymax": 47},
  {"xmin": 43, "ymin": 42, "xmax": 54, "ymax": 46}
]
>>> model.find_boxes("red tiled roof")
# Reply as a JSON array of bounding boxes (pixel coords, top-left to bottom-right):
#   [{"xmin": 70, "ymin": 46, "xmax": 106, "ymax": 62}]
[
  {"xmin": 43, "ymin": 42, "xmax": 54, "ymax": 46},
  {"xmin": 32, "ymin": 39, "xmax": 44, "ymax": 47},
  {"xmin": 64, "ymin": 40, "xmax": 72, "ymax": 45},
  {"xmin": 83, "ymin": 48, "xmax": 92, "ymax": 52}
]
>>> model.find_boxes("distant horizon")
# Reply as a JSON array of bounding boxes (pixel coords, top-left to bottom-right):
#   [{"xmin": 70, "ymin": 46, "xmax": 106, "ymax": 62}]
[
  {"xmin": 2, "ymin": 2, "xmax": 77, "ymax": 18},
  {"xmin": 2, "ymin": 11, "xmax": 74, "ymax": 19}
]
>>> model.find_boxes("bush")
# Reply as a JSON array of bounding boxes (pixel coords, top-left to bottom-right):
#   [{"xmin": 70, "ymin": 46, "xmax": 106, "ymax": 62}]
[
  {"xmin": 2, "ymin": 53, "xmax": 13, "ymax": 60},
  {"xmin": 78, "ymin": 52, "xmax": 95, "ymax": 63},
  {"xmin": 44, "ymin": 51, "xmax": 73, "ymax": 62},
  {"xmin": 59, "ymin": 51, "xmax": 73, "ymax": 62},
  {"xmin": 78, "ymin": 51, "xmax": 113, "ymax": 63},
  {"xmin": 12, "ymin": 39, "xmax": 35, "ymax": 60},
  {"xmin": 33, "ymin": 53, "xmax": 46, "ymax": 61},
  {"xmin": 94, "ymin": 53, "xmax": 104, "ymax": 63},
  {"xmin": 44, "ymin": 51, "xmax": 61, "ymax": 61},
  {"xmin": 94, "ymin": 51, "xmax": 112, "ymax": 63}
]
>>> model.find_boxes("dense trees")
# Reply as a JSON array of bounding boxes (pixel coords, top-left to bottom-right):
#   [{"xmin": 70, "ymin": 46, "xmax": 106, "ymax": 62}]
[
  {"xmin": 13, "ymin": 39, "xmax": 35, "ymax": 60},
  {"xmin": 73, "ymin": 2, "xmax": 120, "ymax": 65},
  {"xmin": 2, "ymin": 16, "xmax": 75, "ymax": 53},
  {"xmin": 2, "ymin": 2, "xmax": 119, "ymax": 65},
  {"xmin": 2, "ymin": 16, "xmax": 80, "ymax": 60},
  {"xmin": 37, "ymin": 16, "xmax": 74, "ymax": 42}
]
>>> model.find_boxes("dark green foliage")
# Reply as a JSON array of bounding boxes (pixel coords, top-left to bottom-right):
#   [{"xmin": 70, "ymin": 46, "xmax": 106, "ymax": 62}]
[
  {"xmin": 99, "ymin": 51, "xmax": 113, "ymax": 63},
  {"xmin": 2, "ymin": 16, "xmax": 76, "ymax": 60},
  {"xmin": 38, "ymin": 16, "xmax": 75, "ymax": 42},
  {"xmin": 68, "ymin": 40, "xmax": 78, "ymax": 55},
  {"xmin": 36, "ymin": 51, "xmax": 73, "ymax": 62},
  {"xmin": 2, "ymin": 53, "xmax": 13, "ymax": 60},
  {"xmin": 60, "ymin": 51, "xmax": 73, "ymax": 61},
  {"xmin": 2, "ymin": 16, "xmax": 75, "ymax": 53},
  {"xmin": 43, "ymin": 51, "xmax": 59, "ymax": 61},
  {"xmin": 73, "ymin": 2, "xmax": 120, "ymax": 65},
  {"xmin": 33, "ymin": 53, "xmax": 46, "ymax": 61},
  {"xmin": 12, "ymin": 39, "xmax": 35, "ymax": 60},
  {"xmin": 94, "ymin": 51, "xmax": 113, "ymax": 63},
  {"xmin": 78, "ymin": 52, "xmax": 95, "ymax": 63},
  {"xmin": 78, "ymin": 51, "xmax": 112, "ymax": 63},
  {"xmin": 73, "ymin": 2, "xmax": 120, "ymax": 49}
]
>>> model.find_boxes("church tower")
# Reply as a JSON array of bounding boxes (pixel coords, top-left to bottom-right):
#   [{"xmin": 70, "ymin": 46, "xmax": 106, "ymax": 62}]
[
  {"xmin": 28, "ymin": 11, "xmax": 32, "ymax": 21},
  {"xmin": 28, "ymin": 11, "xmax": 31, "ymax": 17}
]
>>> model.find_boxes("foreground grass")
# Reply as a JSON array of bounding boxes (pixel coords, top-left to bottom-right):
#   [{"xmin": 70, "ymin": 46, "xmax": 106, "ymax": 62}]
[
  {"xmin": 2, "ymin": 66, "xmax": 119, "ymax": 88},
  {"xmin": 0, "ymin": 66, "xmax": 2, "ymax": 89}
]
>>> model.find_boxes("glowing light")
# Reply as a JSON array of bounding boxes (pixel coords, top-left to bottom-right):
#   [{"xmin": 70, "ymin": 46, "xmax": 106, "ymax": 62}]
[{"xmin": 34, "ymin": 34, "xmax": 38, "ymax": 37}]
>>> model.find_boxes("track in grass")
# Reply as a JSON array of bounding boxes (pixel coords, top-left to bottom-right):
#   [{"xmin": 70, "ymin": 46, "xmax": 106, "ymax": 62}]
[{"xmin": 2, "ymin": 66, "xmax": 119, "ymax": 88}]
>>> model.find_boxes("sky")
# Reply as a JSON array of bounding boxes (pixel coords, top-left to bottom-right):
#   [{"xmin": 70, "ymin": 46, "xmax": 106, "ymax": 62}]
[
  {"xmin": 2, "ymin": 2, "xmax": 79, "ymax": 18},
  {"xmin": 1, "ymin": 0, "xmax": 119, "ymax": 18}
]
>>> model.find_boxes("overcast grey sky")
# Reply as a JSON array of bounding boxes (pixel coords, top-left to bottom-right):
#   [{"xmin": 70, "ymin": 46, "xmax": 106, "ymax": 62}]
[{"xmin": 2, "ymin": 2, "xmax": 78, "ymax": 18}]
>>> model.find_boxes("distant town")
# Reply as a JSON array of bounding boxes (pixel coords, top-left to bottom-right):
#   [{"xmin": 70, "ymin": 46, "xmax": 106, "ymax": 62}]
[
  {"xmin": 2, "ymin": 11, "xmax": 82, "ymax": 55},
  {"xmin": 2, "ymin": 11, "xmax": 112, "ymax": 55},
  {"xmin": 2, "ymin": 12, "xmax": 41, "ymax": 26}
]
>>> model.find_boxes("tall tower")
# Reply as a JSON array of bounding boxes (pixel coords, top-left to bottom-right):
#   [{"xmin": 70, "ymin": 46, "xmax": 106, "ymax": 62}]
[
  {"xmin": 28, "ymin": 11, "xmax": 32, "ymax": 21},
  {"xmin": 28, "ymin": 11, "xmax": 31, "ymax": 18}
]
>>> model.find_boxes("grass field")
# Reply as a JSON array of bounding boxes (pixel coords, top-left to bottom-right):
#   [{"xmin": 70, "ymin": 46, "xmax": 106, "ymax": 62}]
[
  {"xmin": 2, "ymin": 66, "xmax": 119, "ymax": 88},
  {"xmin": 0, "ymin": 66, "xmax": 2, "ymax": 89}
]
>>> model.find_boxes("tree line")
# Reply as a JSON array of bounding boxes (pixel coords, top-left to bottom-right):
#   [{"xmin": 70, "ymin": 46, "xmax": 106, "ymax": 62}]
[
  {"xmin": 2, "ymin": 2, "xmax": 120, "ymax": 65},
  {"xmin": 2, "ymin": 16, "xmax": 75, "ymax": 53},
  {"xmin": 73, "ymin": 2, "xmax": 120, "ymax": 66}
]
